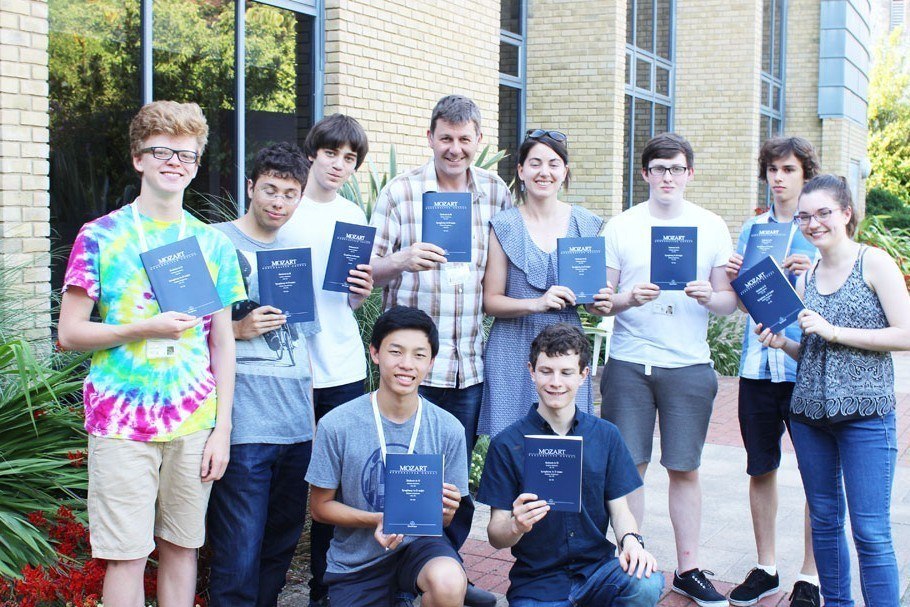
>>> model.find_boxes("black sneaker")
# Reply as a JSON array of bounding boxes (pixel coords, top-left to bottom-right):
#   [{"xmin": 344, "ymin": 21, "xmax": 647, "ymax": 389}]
[
  {"xmin": 789, "ymin": 581, "xmax": 820, "ymax": 607},
  {"xmin": 672, "ymin": 569, "xmax": 729, "ymax": 607},
  {"xmin": 729, "ymin": 568, "xmax": 780, "ymax": 606},
  {"xmin": 464, "ymin": 581, "xmax": 497, "ymax": 607}
]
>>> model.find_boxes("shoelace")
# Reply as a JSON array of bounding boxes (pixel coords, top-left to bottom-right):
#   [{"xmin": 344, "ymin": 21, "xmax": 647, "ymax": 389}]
[
  {"xmin": 689, "ymin": 569, "xmax": 717, "ymax": 590},
  {"xmin": 740, "ymin": 568, "xmax": 771, "ymax": 590}
]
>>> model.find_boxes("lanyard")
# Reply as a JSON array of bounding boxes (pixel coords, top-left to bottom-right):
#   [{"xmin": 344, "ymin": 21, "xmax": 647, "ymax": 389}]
[
  {"xmin": 131, "ymin": 200, "xmax": 187, "ymax": 253},
  {"xmin": 371, "ymin": 391, "xmax": 422, "ymax": 464}
]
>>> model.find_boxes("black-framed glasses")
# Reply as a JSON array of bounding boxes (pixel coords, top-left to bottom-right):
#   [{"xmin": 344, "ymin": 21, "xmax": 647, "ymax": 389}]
[
  {"xmin": 140, "ymin": 146, "xmax": 200, "ymax": 164},
  {"xmin": 646, "ymin": 165, "xmax": 688, "ymax": 177},
  {"xmin": 526, "ymin": 129, "xmax": 568, "ymax": 143},
  {"xmin": 795, "ymin": 207, "xmax": 838, "ymax": 225}
]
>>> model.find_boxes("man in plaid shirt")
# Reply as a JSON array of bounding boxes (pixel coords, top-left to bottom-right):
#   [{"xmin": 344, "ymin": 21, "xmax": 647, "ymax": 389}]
[{"xmin": 370, "ymin": 94, "xmax": 512, "ymax": 607}]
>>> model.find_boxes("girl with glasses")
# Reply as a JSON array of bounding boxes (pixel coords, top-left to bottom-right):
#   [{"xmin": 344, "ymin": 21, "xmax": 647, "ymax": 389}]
[
  {"xmin": 758, "ymin": 174, "xmax": 910, "ymax": 606},
  {"xmin": 478, "ymin": 131, "xmax": 612, "ymax": 438}
]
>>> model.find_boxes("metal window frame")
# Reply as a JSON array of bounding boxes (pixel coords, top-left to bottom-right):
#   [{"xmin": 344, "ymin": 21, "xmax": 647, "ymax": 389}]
[
  {"xmin": 759, "ymin": 0, "xmax": 787, "ymax": 133},
  {"xmin": 499, "ymin": 0, "xmax": 527, "ymax": 158},
  {"xmin": 623, "ymin": 0, "xmax": 676, "ymax": 208},
  {"xmin": 138, "ymin": 0, "xmax": 324, "ymax": 215}
]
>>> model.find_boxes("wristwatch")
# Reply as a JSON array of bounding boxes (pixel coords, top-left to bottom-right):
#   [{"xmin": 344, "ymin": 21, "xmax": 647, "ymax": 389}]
[{"xmin": 620, "ymin": 532, "xmax": 644, "ymax": 549}]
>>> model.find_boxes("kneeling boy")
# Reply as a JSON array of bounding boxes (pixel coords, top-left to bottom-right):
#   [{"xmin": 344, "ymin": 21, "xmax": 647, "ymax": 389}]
[
  {"xmin": 305, "ymin": 306, "xmax": 469, "ymax": 607},
  {"xmin": 478, "ymin": 324, "xmax": 664, "ymax": 607}
]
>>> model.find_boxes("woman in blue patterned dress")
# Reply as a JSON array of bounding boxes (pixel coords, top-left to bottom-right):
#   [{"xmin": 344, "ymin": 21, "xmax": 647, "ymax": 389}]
[
  {"xmin": 758, "ymin": 175, "xmax": 910, "ymax": 606},
  {"xmin": 479, "ymin": 130, "xmax": 613, "ymax": 438}
]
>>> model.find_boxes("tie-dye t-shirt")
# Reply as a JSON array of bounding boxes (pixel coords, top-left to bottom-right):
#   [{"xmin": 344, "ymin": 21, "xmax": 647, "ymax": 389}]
[{"xmin": 63, "ymin": 204, "xmax": 246, "ymax": 442}]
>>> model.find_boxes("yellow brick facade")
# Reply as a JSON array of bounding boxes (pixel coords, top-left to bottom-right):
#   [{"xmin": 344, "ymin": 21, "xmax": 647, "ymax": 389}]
[
  {"xmin": 0, "ymin": 0, "xmax": 874, "ymax": 329},
  {"xmin": 674, "ymin": 0, "xmax": 764, "ymax": 239},
  {"xmin": 525, "ymin": 0, "xmax": 626, "ymax": 220},
  {"xmin": 324, "ymin": 0, "xmax": 501, "ymax": 178},
  {"xmin": 0, "ymin": 0, "xmax": 50, "ymax": 341}
]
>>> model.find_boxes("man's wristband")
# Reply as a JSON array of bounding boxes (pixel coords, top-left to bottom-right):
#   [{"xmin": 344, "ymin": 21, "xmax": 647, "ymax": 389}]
[{"xmin": 620, "ymin": 532, "xmax": 644, "ymax": 550}]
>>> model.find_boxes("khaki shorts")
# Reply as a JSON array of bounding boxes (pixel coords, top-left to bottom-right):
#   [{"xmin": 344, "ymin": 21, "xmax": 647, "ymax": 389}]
[{"xmin": 87, "ymin": 429, "xmax": 213, "ymax": 560}]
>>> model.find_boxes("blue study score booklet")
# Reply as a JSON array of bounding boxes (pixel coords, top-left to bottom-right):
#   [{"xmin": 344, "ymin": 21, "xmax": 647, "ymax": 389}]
[
  {"xmin": 523, "ymin": 435, "xmax": 583, "ymax": 513},
  {"xmin": 256, "ymin": 248, "xmax": 315, "ymax": 323},
  {"xmin": 650, "ymin": 227, "xmax": 697, "ymax": 290},
  {"xmin": 421, "ymin": 192, "xmax": 472, "ymax": 262},
  {"xmin": 731, "ymin": 255, "xmax": 804, "ymax": 334},
  {"xmin": 323, "ymin": 221, "xmax": 377, "ymax": 292},
  {"xmin": 140, "ymin": 236, "xmax": 223, "ymax": 317},
  {"xmin": 557, "ymin": 236, "xmax": 607, "ymax": 304},
  {"xmin": 741, "ymin": 223, "xmax": 791, "ymax": 272},
  {"xmin": 383, "ymin": 453, "xmax": 444, "ymax": 536}
]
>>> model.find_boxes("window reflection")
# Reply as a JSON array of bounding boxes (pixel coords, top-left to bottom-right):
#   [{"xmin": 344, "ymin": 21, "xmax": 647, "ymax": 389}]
[
  {"xmin": 49, "ymin": 0, "xmax": 141, "ymax": 291},
  {"xmin": 498, "ymin": 84, "xmax": 520, "ymax": 187}
]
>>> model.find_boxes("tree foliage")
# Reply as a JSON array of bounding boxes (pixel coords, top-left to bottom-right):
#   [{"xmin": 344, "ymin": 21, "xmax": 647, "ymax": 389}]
[{"xmin": 867, "ymin": 28, "xmax": 910, "ymax": 203}]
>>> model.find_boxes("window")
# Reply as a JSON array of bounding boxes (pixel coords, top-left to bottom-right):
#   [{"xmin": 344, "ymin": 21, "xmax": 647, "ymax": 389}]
[
  {"xmin": 48, "ymin": 0, "xmax": 322, "ymax": 290},
  {"xmin": 498, "ymin": 0, "xmax": 525, "ymax": 186},
  {"xmin": 623, "ymin": 0, "xmax": 674, "ymax": 207},
  {"xmin": 758, "ymin": 0, "xmax": 786, "ymax": 207}
]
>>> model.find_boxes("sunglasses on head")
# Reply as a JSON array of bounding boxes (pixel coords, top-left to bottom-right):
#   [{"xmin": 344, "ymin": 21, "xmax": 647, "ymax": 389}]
[{"xmin": 526, "ymin": 129, "xmax": 568, "ymax": 143}]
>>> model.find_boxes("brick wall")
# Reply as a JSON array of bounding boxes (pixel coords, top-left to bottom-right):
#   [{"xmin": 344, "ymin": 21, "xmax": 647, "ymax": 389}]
[
  {"xmin": 0, "ymin": 0, "xmax": 51, "ymax": 341},
  {"xmin": 785, "ymin": 0, "xmax": 824, "ymax": 150},
  {"xmin": 674, "ymin": 0, "xmax": 764, "ymax": 240},
  {"xmin": 324, "ymin": 0, "xmax": 501, "ymax": 181},
  {"xmin": 526, "ymin": 0, "xmax": 626, "ymax": 220}
]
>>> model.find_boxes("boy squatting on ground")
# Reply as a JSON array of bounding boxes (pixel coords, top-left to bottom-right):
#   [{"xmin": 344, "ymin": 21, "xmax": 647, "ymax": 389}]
[
  {"xmin": 305, "ymin": 306, "xmax": 470, "ymax": 607},
  {"xmin": 57, "ymin": 100, "xmax": 245, "ymax": 607},
  {"xmin": 478, "ymin": 323, "xmax": 664, "ymax": 607}
]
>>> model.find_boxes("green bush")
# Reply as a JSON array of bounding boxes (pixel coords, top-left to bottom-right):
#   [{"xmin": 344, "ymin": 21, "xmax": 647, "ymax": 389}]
[
  {"xmin": 707, "ymin": 313, "xmax": 745, "ymax": 377},
  {"xmin": 856, "ymin": 214, "xmax": 910, "ymax": 289},
  {"xmin": 865, "ymin": 187, "xmax": 910, "ymax": 231},
  {"xmin": 0, "ymin": 339, "xmax": 89, "ymax": 578},
  {"xmin": 469, "ymin": 435, "xmax": 490, "ymax": 495}
]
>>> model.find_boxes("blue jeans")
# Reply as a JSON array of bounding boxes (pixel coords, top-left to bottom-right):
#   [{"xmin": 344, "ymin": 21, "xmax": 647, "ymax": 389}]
[
  {"xmin": 510, "ymin": 558, "xmax": 664, "ymax": 607},
  {"xmin": 309, "ymin": 380, "xmax": 366, "ymax": 601},
  {"xmin": 418, "ymin": 382, "xmax": 482, "ymax": 552},
  {"xmin": 207, "ymin": 441, "xmax": 312, "ymax": 607},
  {"xmin": 791, "ymin": 414, "xmax": 899, "ymax": 606},
  {"xmin": 419, "ymin": 382, "xmax": 483, "ymax": 463}
]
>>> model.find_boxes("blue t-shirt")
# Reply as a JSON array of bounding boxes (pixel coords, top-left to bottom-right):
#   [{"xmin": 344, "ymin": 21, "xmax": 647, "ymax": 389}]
[
  {"xmin": 477, "ymin": 405, "xmax": 642, "ymax": 602},
  {"xmin": 736, "ymin": 208, "xmax": 817, "ymax": 382}
]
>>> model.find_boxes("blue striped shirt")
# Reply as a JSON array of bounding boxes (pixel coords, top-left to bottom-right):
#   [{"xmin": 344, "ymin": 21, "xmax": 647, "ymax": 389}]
[{"xmin": 737, "ymin": 208, "xmax": 817, "ymax": 382}]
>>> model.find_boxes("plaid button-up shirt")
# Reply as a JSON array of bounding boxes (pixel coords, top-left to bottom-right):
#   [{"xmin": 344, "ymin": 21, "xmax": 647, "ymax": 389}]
[{"xmin": 370, "ymin": 160, "xmax": 513, "ymax": 388}]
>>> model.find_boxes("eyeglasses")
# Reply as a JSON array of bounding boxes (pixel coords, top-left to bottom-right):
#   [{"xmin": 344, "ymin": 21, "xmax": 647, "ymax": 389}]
[
  {"xmin": 647, "ymin": 165, "xmax": 688, "ymax": 177},
  {"xmin": 526, "ymin": 129, "xmax": 568, "ymax": 143},
  {"xmin": 795, "ymin": 207, "xmax": 838, "ymax": 225},
  {"xmin": 140, "ymin": 146, "xmax": 199, "ymax": 164},
  {"xmin": 256, "ymin": 187, "xmax": 300, "ymax": 204}
]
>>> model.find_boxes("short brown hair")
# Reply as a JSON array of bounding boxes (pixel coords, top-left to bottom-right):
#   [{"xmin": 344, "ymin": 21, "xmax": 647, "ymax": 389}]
[
  {"xmin": 641, "ymin": 132, "xmax": 694, "ymax": 170},
  {"xmin": 758, "ymin": 136, "xmax": 820, "ymax": 182},
  {"xmin": 129, "ymin": 101, "xmax": 209, "ymax": 158},
  {"xmin": 529, "ymin": 323, "xmax": 591, "ymax": 372}
]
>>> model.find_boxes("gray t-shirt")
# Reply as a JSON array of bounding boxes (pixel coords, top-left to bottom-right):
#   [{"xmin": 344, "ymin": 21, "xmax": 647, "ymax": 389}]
[
  {"xmin": 214, "ymin": 222, "xmax": 319, "ymax": 444},
  {"xmin": 305, "ymin": 393, "xmax": 468, "ymax": 574}
]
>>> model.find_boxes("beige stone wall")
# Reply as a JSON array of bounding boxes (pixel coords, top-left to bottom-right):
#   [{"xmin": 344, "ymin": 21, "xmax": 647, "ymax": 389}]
[
  {"xmin": 324, "ymin": 0, "xmax": 501, "ymax": 182},
  {"xmin": 674, "ymin": 0, "xmax": 763, "ymax": 240},
  {"xmin": 0, "ymin": 0, "xmax": 51, "ymax": 341},
  {"xmin": 821, "ymin": 117, "xmax": 868, "ymax": 210},
  {"xmin": 525, "ymin": 0, "xmax": 627, "ymax": 221},
  {"xmin": 784, "ymin": 0, "xmax": 824, "ymax": 154}
]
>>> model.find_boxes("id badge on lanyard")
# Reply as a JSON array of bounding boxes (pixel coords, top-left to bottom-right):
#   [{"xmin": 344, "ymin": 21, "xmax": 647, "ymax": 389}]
[
  {"xmin": 371, "ymin": 391, "xmax": 422, "ymax": 464},
  {"xmin": 132, "ymin": 201, "xmax": 187, "ymax": 360}
]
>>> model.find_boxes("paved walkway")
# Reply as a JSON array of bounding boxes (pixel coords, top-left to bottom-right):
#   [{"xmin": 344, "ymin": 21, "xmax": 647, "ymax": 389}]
[{"xmin": 280, "ymin": 352, "xmax": 910, "ymax": 606}]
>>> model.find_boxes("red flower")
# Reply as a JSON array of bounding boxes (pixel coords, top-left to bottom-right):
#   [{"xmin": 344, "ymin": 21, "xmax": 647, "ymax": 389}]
[{"xmin": 67, "ymin": 450, "xmax": 87, "ymax": 467}]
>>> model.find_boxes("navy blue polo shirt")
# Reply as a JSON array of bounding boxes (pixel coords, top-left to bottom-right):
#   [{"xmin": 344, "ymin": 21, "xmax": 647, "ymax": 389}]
[{"xmin": 477, "ymin": 404, "xmax": 642, "ymax": 601}]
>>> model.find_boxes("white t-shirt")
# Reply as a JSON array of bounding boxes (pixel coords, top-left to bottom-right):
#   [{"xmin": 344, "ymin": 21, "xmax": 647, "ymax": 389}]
[
  {"xmin": 604, "ymin": 200, "xmax": 733, "ymax": 368},
  {"xmin": 282, "ymin": 195, "xmax": 367, "ymax": 388}
]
